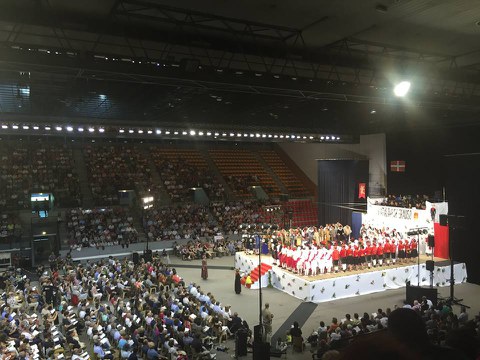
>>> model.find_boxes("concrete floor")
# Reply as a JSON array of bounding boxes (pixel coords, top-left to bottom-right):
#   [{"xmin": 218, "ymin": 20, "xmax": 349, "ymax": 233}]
[{"xmin": 172, "ymin": 254, "xmax": 480, "ymax": 359}]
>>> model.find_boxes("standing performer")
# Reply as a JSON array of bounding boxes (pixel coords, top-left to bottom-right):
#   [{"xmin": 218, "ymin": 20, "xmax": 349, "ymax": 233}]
[
  {"xmin": 340, "ymin": 244, "xmax": 348, "ymax": 272},
  {"xmin": 371, "ymin": 241, "xmax": 378, "ymax": 267},
  {"xmin": 346, "ymin": 244, "xmax": 354, "ymax": 271},
  {"xmin": 377, "ymin": 242, "xmax": 384, "ymax": 267},
  {"xmin": 390, "ymin": 240, "xmax": 397, "ymax": 265},
  {"xmin": 410, "ymin": 238, "xmax": 418, "ymax": 261},
  {"xmin": 365, "ymin": 240, "xmax": 372, "ymax": 269},
  {"xmin": 325, "ymin": 245, "xmax": 333, "ymax": 273},
  {"xmin": 234, "ymin": 269, "xmax": 241, "ymax": 294},
  {"xmin": 398, "ymin": 240, "xmax": 406, "ymax": 263},
  {"xmin": 201, "ymin": 255, "xmax": 208, "ymax": 280},
  {"xmin": 332, "ymin": 244, "xmax": 340, "ymax": 273},
  {"xmin": 353, "ymin": 244, "xmax": 360, "ymax": 271},
  {"xmin": 384, "ymin": 240, "xmax": 391, "ymax": 266}
]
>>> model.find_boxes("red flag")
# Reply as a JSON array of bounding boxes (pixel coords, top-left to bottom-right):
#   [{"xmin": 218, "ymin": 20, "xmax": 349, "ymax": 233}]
[
  {"xmin": 390, "ymin": 160, "xmax": 406, "ymax": 172},
  {"xmin": 358, "ymin": 183, "xmax": 366, "ymax": 199}
]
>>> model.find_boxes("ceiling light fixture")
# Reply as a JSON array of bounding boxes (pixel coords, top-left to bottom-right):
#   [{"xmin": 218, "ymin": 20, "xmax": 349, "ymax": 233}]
[{"xmin": 394, "ymin": 81, "xmax": 411, "ymax": 97}]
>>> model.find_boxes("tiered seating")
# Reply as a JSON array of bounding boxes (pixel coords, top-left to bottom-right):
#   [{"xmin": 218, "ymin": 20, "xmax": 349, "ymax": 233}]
[
  {"xmin": 143, "ymin": 204, "xmax": 214, "ymax": 240},
  {"xmin": 30, "ymin": 144, "xmax": 81, "ymax": 207},
  {"xmin": 259, "ymin": 149, "xmax": 311, "ymax": 198},
  {"xmin": 0, "ymin": 212, "xmax": 22, "ymax": 241},
  {"xmin": 83, "ymin": 144, "xmax": 153, "ymax": 205},
  {"xmin": 209, "ymin": 149, "xmax": 280, "ymax": 198},
  {"xmin": 150, "ymin": 147, "xmax": 225, "ymax": 202},
  {"xmin": 0, "ymin": 144, "xmax": 30, "ymax": 209},
  {"xmin": 0, "ymin": 142, "xmax": 80, "ymax": 209},
  {"xmin": 66, "ymin": 207, "xmax": 138, "ymax": 248},
  {"xmin": 283, "ymin": 199, "xmax": 318, "ymax": 227},
  {"xmin": 210, "ymin": 200, "xmax": 266, "ymax": 234}
]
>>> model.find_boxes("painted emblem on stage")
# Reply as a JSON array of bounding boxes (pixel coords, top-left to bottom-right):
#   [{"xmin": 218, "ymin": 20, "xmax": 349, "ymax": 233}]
[
  {"xmin": 332, "ymin": 293, "xmax": 336, "ymax": 298},
  {"xmin": 355, "ymin": 291, "xmax": 360, "ymax": 295},
  {"xmin": 370, "ymin": 280, "xmax": 375, "ymax": 285},
  {"xmin": 320, "ymin": 287, "xmax": 325, "ymax": 293},
  {"xmin": 345, "ymin": 284, "xmax": 350, "ymax": 289}
]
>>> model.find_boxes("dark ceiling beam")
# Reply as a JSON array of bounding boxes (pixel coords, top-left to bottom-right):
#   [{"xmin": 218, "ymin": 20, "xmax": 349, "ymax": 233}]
[
  {"xmin": 115, "ymin": 0, "xmax": 300, "ymax": 38},
  {"xmin": 0, "ymin": 46, "xmax": 479, "ymax": 113}
]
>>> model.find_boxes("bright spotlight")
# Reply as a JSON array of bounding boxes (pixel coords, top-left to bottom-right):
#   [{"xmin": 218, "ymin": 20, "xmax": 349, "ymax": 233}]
[{"xmin": 394, "ymin": 81, "xmax": 411, "ymax": 97}]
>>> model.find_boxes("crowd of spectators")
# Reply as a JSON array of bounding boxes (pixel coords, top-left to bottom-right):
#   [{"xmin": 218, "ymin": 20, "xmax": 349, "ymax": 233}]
[
  {"xmin": 224, "ymin": 175, "xmax": 258, "ymax": 198},
  {"xmin": 0, "ymin": 252, "xmax": 252, "ymax": 360},
  {"xmin": 155, "ymin": 158, "xmax": 225, "ymax": 202},
  {"xmin": 373, "ymin": 194, "xmax": 429, "ymax": 209},
  {"xmin": 84, "ymin": 145, "xmax": 153, "ymax": 206},
  {"xmin": 0, "ymin": 142, "xmax": 80, "ymax": 210},
  {"xmin": 67, "ymin": 207, "xmax": 138, "ymax": 250},
  {"xmin": 209, "ymin": 201, "xmax": 265, "ymax": 234},
  {"xmin": 0, "ymin": 213, "xmax": 22, "ymax": 242},
  {"xmin": 173, "ymin": 238, "xmax": 241, "ymax": 261},
  {"xmin": 143, "ymin": 205, "xmax": 216, "ymax": 241},
  {"xmin": 297, "ymin": 298, "xmax": 480, "ymax": 359}
]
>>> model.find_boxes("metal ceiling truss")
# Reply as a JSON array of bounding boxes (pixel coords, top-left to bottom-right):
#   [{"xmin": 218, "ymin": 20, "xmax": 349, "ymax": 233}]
[
  {"xmin": 111, "ymin": 0, "xmax": 301, "ymax": 43},
  {"xmin": 0, "ymin": 5, "xmax": 478, "ymax": 110}
]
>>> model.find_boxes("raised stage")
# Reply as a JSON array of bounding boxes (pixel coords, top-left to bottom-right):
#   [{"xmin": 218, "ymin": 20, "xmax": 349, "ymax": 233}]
[{"xmin": 234, "ymin": 252, "xmax": 467, "ymax": 303}]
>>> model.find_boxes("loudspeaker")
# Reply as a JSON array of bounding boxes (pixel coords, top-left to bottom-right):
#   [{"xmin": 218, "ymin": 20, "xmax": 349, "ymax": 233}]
[
  {"xmin": 235, "ymin": 329, "xmax": 248, "ymax": 357},
  {"xmin": 132, "ymin": 252, "xmax": 140, "ymax": 265},
  {"xmin": 253, "ymin": 341, "xmax": 270, "ymax": 360},
  {"xmin": 439, "ymin": 214, "xmax": 448, "ymax": 226},
  {"xmin": 427, "ymin": 235, "xmax": 435, "ymax": 248},
  {"xmin": 144, "ymin": 249, "xmax": 153, "ymax": 262},
  {"xmin": 253, "ymin": 325, "xmax": 263, "ymax": 343},
  {"xmin": 426, "ymin": 260, "xmax": 435, "ymax": 272}
]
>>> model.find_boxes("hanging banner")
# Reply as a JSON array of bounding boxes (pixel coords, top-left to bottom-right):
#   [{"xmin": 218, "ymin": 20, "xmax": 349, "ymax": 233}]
[{"xmin": 358, "ymin": 183, "xmax": 366, "ymax": 199}]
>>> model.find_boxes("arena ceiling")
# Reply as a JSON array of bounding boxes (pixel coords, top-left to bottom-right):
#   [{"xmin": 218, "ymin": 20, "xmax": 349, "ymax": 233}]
[{"xmin": 0, "ymin": 0, "xmax": 479, "ymax": 137}]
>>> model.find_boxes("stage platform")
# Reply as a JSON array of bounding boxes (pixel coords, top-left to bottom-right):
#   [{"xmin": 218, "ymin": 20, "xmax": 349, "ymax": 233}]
[{"xmin": 234, "ymin": 252, "xmax": 467, "ymax": 303}]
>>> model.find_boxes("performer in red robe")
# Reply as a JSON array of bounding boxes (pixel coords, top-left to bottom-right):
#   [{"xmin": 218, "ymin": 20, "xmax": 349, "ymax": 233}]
[{"xmin": 332, "ymin": 245, "xmax": 340, "ymax": 273}]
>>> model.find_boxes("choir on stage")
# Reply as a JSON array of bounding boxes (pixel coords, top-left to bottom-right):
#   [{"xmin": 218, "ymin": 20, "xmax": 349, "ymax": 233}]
[{"xmin": 242, "ymin": 224, "xmax": 426, "ymax": 276}]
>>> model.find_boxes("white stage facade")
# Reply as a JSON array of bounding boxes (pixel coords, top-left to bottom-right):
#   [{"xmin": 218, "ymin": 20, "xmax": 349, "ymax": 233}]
[{"xmin": 235, "ymin": 252, "xmax": 467, "ymax": 303}]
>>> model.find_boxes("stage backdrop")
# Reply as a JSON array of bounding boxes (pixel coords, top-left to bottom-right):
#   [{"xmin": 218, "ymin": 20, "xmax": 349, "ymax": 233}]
[
  {"xmin": 446, "ymin": 153, "xmax": 480, "ymax": 284},
  {"xmin": 317, "ymin": 160, "xmax": 369, "ymax": 226}
]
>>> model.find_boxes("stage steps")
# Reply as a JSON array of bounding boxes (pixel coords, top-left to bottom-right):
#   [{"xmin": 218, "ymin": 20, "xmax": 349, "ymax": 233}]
[{"xmin": 241, "ymin": 262, "xmax": 272, "ymax": 286}]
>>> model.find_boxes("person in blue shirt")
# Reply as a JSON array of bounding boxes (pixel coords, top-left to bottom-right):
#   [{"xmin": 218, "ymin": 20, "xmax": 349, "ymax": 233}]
[
  {"xmin": 146, "ymin": 341, "xmax": 161, "ymax": 359},
  {"xmin": 93, "ymin": 340, "xmax": 114, "ymax": 359}
]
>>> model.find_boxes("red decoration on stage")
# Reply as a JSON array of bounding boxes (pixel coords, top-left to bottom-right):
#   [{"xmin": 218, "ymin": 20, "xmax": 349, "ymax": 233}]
[
  {"xmin": 433, "ymin": 223, "xmax": 449, "ymax": 259},
  {"xmin": 358, "ymin": 183, "xmax": 366, "ymax": 199},
  {"xmin": 390, "ymin": 160, "xmax": 406, "ymax": 172}
]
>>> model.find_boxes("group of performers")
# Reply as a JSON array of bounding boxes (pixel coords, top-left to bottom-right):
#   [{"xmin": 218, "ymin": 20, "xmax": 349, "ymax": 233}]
[
  {"xmin": 241, "ymin": 223, "xmax": 427, "ymax": 276},
  {"xmin": 274, "ymin": 237, "xmax": 418, "ymax": 275}
]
